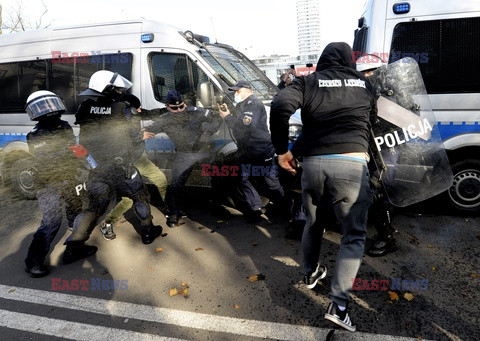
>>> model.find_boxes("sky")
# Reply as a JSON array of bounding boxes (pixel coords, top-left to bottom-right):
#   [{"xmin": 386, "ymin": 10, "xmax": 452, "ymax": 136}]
[{"xmin": 0, "ymin": 0, "xmax": 366, "ymax": 59}]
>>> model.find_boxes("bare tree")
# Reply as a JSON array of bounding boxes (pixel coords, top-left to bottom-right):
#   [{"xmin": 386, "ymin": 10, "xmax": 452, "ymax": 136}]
[{"xmin": 2, "ymin": 0, "xmax": 50, "ymax": 33}]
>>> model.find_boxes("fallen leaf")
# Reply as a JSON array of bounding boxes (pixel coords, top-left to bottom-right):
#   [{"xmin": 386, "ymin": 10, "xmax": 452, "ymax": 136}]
[
  {"xmin": 216, "ymin": 220, "xmax": 224, "ymax": 223},
  {"xmin": 388, "ymin": 291, "xmax": 399, "ymax": 301},
  {"xmin": 169, "ymin": 288, "xmax": 178, "ymax": 297},
  {"xmin": 233, "ymin": 304, "xmax": 240, "ymax": 309},
  {"xmin": 195, "ymin": 247, "xmax": 204, "ymax": 251},
  {"xmin": 8, "ymin": 289, "xmax": 15, "ymax": 293},
  {"xmin": 470, "ymin": 273, "xmax": 479, "ymax": 278},
  {"xmin": 179, "ymin": 288, "xmax": 189, "ymax": 297},
  {"xmin": 248, "ymin": 274, "xmax": 266, "ymax": 282},
  {"xmin": 426, "ymin": 244, "xmax": 434, "ymax": 248},
  {"xmin": 181, "ymin": 282, "xmax": 188, "ymax": 287},
  {"xmin": 404, "ymin": 292, "xmax": 414, "ymax": 301},
  {"xmin": 155, "ymin": 247, "xmax": 164, "ymax": 253},
  {"xmin": 431, "ymin": 267, "xmax": 437, "ymax": 271}
]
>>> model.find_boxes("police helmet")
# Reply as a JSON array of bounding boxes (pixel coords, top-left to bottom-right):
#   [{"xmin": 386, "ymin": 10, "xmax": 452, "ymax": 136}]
[
  {"xmin": 80, "ymin": 70, "xmax": 133, "ymax": 97},
  {"xmin": 25, "ymin": 90, "xmax": 66, "ymax": 121},
  {"xmin": 356, "ymin": 54, "xmax": 385, "ymax": 73}
]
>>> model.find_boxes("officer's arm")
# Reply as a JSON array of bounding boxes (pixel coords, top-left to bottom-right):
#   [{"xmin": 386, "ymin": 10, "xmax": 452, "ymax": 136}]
[
  {"xmin": 270, "ymin": 77, "xmax": 304, "ymax": 155},
  {"xmin": 199, "ymin": 108, "xmax": 222, "ymax": 134},
  {"xmin": 143, "ymin": 115, "xmax": 167, "ymax": 134}
]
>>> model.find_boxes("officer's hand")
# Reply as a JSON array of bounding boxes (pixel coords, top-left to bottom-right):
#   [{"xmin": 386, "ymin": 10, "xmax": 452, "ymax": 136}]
[
  {"xmin": 278, "ymin": 151, "xmax": 297, "ymax": 175},
  {"xmin": 217, "ymin": 103, "xmax": 230, "ymax": 118},
  {"xmin": 141, "ymin": 128, "xmax": 156, "ymax": 140}
]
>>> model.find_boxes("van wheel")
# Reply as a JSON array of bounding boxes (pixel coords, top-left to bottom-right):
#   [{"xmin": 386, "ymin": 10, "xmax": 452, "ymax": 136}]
[
  {"xmin": 447, "ymin": 159, "xmax": 480, "ymax": 214},
  {"xmin": 10, "ymin": 157, "xmax": 38, "ymax": 200}
]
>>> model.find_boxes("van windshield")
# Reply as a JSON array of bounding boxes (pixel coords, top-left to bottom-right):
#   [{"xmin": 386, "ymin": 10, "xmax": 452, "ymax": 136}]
[{"xmin": 200, "ymin": 44, "xmax": 278, "ymax": 101}]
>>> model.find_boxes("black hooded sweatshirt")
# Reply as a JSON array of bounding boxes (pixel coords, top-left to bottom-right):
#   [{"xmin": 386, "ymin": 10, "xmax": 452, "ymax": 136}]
[{"xmin": 270, "ymin": 42, "xmax": 376, "ymax": 156}]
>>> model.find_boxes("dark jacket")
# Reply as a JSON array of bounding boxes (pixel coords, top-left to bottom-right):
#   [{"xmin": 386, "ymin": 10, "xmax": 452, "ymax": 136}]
[
  {"xmin": 224, "ymin": 94, "xmax": 275, "ymax": 162},
  {"xmin": 145, "ymin": 106, "xmax": 221, "ymax": 153},
  {"xmin": 270, "ymin": 42, "xmax": 376, "ymax": 156},
  {"xmin": 27, "ymin": 116, "xmax": 77, "ymax": 185},
  {"xmin": 75, "ymin": 97, "xmax": 142, "ymax": 168}
]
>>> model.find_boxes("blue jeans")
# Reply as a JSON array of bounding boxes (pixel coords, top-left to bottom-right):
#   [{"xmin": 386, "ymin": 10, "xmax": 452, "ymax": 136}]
[{"xmin": 301, "ymin": 155, "xmax": 373, "ymax": 307}]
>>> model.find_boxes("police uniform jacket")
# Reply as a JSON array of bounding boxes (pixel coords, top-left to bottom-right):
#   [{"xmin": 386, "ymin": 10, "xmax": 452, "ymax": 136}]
[
  {"xmin": 270, "ymin": 42, "xmax": 376, "ymax": 156},
  {"xmin": 224, "ymin": 94, "xmax": 275, "ymax": 162},
  {"xmin": 75, "ymin": 96, "xmax": 142, "ymax": 168},
  {"xmin": 145, "ymin": 106, "xmax": 220, "ymax": 153},
  {"xmin": 27, "ymin": 116, "xmax": 77, "ymax": 186}
]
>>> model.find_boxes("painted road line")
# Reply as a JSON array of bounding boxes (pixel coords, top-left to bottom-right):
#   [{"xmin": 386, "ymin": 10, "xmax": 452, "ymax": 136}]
[
  {"xmin": 0, "ymin": 309, "xmax": 187, "ymax": 341},
  {"xmin": 0, "ymin": 284, "xmax": 418, "ymax": 340}
]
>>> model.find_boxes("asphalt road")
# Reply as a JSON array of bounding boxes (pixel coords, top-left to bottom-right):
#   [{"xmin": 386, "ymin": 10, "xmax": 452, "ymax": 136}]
[{"xmin": 0, "ymin": 185, "xmax": 478, "ymax": 340}]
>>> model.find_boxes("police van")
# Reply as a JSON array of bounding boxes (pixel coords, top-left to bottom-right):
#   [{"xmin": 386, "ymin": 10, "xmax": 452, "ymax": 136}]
[
  {"xmin": 0, "ymin": 20, "xmax": 294, "ymax": 198},
  {"xmin": 353, "ymin": 0, "xmax": 480, "ymax": 213}
]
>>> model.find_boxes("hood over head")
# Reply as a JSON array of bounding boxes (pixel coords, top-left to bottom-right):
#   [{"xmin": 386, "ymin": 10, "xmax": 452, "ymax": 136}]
[{"xmin": 316, "ymin": 42, "xmax": 356, "ymax": 71}]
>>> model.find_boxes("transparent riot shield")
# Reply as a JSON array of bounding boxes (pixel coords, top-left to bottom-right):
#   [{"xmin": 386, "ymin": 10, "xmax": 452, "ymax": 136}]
[{"xmin": 368, "ymin": 57, "xmax": 453, "ymax": 207}]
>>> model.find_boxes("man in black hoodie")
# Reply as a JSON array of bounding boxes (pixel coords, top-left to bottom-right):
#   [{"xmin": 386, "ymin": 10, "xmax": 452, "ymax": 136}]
[{"xmin": 270, "ymin": 42, "xmax": 376, "ymax": 332}]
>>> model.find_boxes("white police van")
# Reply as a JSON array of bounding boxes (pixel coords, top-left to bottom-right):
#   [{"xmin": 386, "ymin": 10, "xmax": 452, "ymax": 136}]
[
  {"xmin": 0, "ymin": 20, "xmax": 296, "ymax": 198},
  {"xmin": 353, "ymin": 0, "xmax": 480, "ymax": 213}
]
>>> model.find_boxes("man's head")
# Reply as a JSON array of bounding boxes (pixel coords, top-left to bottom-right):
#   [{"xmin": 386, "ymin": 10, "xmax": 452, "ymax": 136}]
[
  {"xmin": 356, "ymin": 54, "xmax": 385, "ymax": 77},
  {"xmin": 165, "ymin": 90, "xmax": 186, "ymax": 112},
  {"xmin": 228, "ymin": 80, "xmax": 252, "ymax": 103},
  {"xmin": 25, "ymin": 90, "xmax": 66, "ymax": 121},
  {"xmin": 80, "ymin": 70, "xmax": 132, "ymax": 99}
]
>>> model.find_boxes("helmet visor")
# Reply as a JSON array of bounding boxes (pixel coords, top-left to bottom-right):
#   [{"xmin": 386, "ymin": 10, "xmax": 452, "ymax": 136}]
[{"xmin": 26, "ymin": 95, "xmax": 66, "ymax": 120}]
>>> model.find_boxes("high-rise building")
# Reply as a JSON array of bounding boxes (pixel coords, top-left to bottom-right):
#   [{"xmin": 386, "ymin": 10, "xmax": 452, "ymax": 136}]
[{"xmin": 296, "ymin": 0, "xmax": 321, "ymax": 57}]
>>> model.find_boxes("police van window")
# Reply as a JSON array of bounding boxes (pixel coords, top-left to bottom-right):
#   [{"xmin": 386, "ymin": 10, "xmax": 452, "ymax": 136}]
[
  {"xmin": 0, "ymin": 61, "xmax": 47, "ymax": 113},
  {"xmin": 149, "ymin": 52, "xmax": 209, "ymax": 105},
  {"xmin": 390, "ymin": 17, "xmax": 480, "ymax": 94},
  {"xmin": 0, "ymin": 53, "xmax": 133, "ymax": 114},
  {"xmin": 50, "ymin": 62, "xmax": 75, "ymax": 113}
]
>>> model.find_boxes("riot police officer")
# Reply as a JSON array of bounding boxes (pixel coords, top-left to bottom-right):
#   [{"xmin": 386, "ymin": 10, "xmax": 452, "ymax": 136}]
[
  {"xmin": 356, "ymin": 56, "xmax": 398, "ymax": 257},
  {"xmin": 62, "ymin": 71, "xmax": 162, "ymax": 264},
  {"xmin": 24, "ymin": 91, "xmax": 83, "ymax": 277}
]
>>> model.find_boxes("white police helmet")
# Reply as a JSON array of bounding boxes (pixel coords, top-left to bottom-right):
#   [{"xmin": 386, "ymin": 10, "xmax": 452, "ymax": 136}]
[
  {"xmin": 25, "ymin": 90, "xmax": 66, "ymax": 121},
  {"xmin": 80, "ymin": 70, "xmax": 133, "ymax": 96},
  {"xmin": 356, "ymin": 54, "xmax": 385, "ymax": 73}
]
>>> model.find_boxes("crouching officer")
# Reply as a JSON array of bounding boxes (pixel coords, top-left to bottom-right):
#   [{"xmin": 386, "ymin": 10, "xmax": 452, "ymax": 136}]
[
  {"xmin": 24, "ymin": 91, "xmax": 83, "ymax": 277},
  {"xmin": 63, "ymin": 71, "xmax": 162, "ymax": 264}
]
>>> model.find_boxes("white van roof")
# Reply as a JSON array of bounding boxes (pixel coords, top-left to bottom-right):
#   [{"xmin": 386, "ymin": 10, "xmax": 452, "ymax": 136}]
[{"xmin": 0, "ymin": 20, "xmax": 190, "ymax": 62}]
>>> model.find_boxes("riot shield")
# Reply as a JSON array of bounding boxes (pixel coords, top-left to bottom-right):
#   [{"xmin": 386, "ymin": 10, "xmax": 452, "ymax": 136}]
[{"xmin": 368, "ymin": 57, "xmax": 453, "ymax": 207}]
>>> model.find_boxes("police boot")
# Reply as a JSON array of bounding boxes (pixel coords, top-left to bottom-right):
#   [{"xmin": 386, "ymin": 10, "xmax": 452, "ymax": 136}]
[
  {"xmin": 367, "ymin": 233, "xmax": 397, "ymax": 257},
  {"xmin": 25, "ymin": 264, "xmax": 50, "ymax": 278},
  {"xmin": 141, "ymin": 224, "xmax": 163, "ymax": 244},
  {"xmin": 62, "ymin": 241, "xmax": 98, "ymax": 264}
]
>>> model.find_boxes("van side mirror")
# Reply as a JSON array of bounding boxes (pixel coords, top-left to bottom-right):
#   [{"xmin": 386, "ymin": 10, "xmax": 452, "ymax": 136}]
[{"xmin": 196, "ymin": 82, "xmax": 215, "ymax": 108}]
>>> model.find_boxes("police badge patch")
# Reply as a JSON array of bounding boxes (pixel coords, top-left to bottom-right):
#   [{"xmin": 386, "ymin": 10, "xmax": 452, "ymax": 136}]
[{"xmin": 243, "ymin": 113, "xmax": 253, "ymax": 125}]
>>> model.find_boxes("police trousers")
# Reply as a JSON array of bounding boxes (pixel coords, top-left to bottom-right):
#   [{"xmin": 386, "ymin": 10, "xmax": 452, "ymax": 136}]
[
  {"xmin": 25, "ymin": 181, "xmax": 82, "ymax": 267},
  {"xmin": 65, "ymin": 165, "xmax": 152, "ymax": 244}
]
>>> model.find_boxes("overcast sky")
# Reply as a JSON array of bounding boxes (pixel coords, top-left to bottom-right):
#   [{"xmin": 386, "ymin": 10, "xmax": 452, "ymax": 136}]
[{"xmin": 1, "ymin": 0, "xmax": 366, "ymax": 58}]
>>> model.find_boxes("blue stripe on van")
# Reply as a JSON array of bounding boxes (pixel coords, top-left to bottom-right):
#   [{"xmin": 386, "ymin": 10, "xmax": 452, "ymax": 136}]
[
  {"xmin": 0, "ymin": 133, "xmax": 27, "ymax": 148},
  {"xmin": 437, "ymin": 122, "xmax": 480, "ymax": 141}
]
